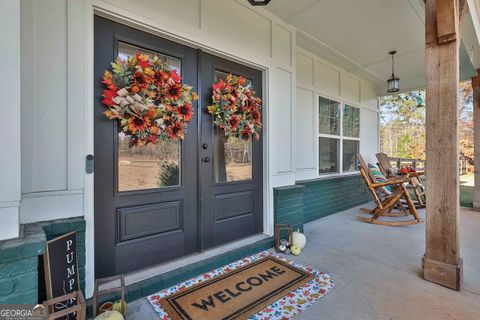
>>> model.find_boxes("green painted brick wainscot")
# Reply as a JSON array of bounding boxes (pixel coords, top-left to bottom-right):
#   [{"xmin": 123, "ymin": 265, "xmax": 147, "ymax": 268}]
[
  {"xmin": 0, "ymin": 217, "xmax": 86, "ymax": 304},
  {"xmin": 274, "ymin": 185, "xmax": 305, "ymax": 232},
  {"xmin": 0, "ymin": 174, "xmax": 367, "ymax": 306},
  {"xmin": 274, "ymin": 174, "xmax": 371, "ymax": 229},
  {"xmin": 300, "ymin": 174, "xmax": 371, "ymax": 223}
]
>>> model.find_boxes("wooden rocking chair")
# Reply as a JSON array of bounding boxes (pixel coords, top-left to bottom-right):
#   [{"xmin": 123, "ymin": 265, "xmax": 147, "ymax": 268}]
[
  {"xmin": 376, "ymin": 152, "xmax": 426, "ymax": 207},
  {"xmin": 357, "ymin": 154, "xmax": 424, "ymax": 226}
]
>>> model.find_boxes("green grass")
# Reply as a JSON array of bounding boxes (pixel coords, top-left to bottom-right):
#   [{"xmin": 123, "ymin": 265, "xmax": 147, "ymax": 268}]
[
  {"xmin": 460, "ymin": 174, "xmax": 474, "ymax": 208},
  {"xmin": 409, "ymin": 174, "xmax": 474, "ymax": 208}
]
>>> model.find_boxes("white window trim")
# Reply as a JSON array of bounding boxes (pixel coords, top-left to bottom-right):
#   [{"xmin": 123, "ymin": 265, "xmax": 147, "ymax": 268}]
[{"xmin": 316, "ymin": 95, "xmax": 361, "ymax": 177}]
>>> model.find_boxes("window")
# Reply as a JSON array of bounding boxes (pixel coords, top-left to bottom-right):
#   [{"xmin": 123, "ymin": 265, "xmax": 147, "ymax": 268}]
[{"xmin": 318, "ymin": 96, "xmax": 360, "ymax": 175}]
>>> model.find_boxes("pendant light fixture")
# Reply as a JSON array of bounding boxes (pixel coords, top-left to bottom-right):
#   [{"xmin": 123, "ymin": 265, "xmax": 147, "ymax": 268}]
[
  {"xmin": 248, "ymin": 0, "xmax": 271, "ymax": 6},
  {"xmin": 387, "ymin": 51, "xmax": 400, "ymax": 93}
]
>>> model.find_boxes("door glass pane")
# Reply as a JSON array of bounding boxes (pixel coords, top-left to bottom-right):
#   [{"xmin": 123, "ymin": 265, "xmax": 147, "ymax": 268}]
[
  {"xmin": 118, "ymin": 133, "xmax": 180, "ymax": 191},
  {"xmin": 117, "ymin": 42, "xmax": 181, "ymax": 72},
  {"xmin": 213, "ymin": 70, "xmax": 253, "ymax": 183},
  {"xmin": 116, "ymin": 42, "xmax": 182, "ymax": 191},
  {"xmin": 319, "ymin": 137, "xmax": 339, "ymax": 174},
  {"xmin": 319, "ymin": 97, "xmax": 341, "ymax": 135},
  {"xmin": 343, "ymin": 140, "xmax": 359, "ymax": 172}
]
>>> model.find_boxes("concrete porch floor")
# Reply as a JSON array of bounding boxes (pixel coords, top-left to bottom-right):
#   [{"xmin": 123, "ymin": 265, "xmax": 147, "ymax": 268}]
[{"xmin": 126, "ymin": 205, "xmax": 480, "ymax": 319}]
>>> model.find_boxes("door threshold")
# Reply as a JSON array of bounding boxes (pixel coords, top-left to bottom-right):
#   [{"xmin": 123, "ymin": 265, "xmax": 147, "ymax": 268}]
[{"xmin": 98, "ymin": 234, "xmax": 270, "ymax": 290}]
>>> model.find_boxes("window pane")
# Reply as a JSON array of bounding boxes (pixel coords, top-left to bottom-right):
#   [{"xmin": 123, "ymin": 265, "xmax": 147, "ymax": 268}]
[
  {"xmin": 343, "ymin": 140, "xmax": 359, "ymax": 172},
  {"xmin": 343, "ymin": 105, "xmax": 360, "ymax": 138},
  {"xmin": 319, "ymin": 137, "xmax": 339, "ymax": 174},
  {"xmin": 319, "ymin": 97, "xmax": 340, "ymax": 135},
  {"xmin": 116, "ymin": 43, "xmax": 181, "ymax": 191},
  {"xmin": 118, "ymin": 133, "xmax": 181, "ymax": 191}
]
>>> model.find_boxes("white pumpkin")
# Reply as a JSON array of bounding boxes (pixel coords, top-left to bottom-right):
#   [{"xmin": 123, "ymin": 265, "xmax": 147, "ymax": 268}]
[
  {"xmin": 94, "ymin": 310, "xmax": 124, "ymax": 320},
  {"xmin": 292, "ymin": 229, "xmax": 307, "ymax": 249}
]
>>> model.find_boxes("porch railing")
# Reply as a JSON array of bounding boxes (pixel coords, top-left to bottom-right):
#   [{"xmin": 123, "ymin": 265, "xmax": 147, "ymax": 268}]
[
  {"xmin": 388, "ymin": 157, "xmax": 426, "ymax": 172},
  {"xmin": 388, "ymin": 157, "xmax": 472, "ymax": 175}
]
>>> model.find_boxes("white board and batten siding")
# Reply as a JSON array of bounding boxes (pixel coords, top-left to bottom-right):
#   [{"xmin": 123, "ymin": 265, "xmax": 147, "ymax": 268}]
[
  {"xmin": 0, "ymin": 0, "xmax": 22, "ymax": 240},
  {"xmin": 18, "ymin": 0, "xmax": 297, "ymax": 228},
  {"xmin": 295, "ymin": 48, "xmax": 379, "ymax": 181}
]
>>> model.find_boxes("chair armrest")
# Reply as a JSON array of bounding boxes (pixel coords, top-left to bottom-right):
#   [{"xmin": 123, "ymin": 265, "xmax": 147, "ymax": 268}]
[
  {"xmin": 371, "ymin": 177, "xmax": 409, "ymax": 188},
  {"xmin": 410, "ymin": 171, "xmax": 425, "ymax": 176}
]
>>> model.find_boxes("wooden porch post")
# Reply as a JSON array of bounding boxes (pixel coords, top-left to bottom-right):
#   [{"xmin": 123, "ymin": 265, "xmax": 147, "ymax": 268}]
[
  {"xmin": 472, "ymin": 71, "xmax": 480, "ymax": 209},
  {"xmin": 423, "ymin": 0, "xmax": 463, "ymax": 290}
]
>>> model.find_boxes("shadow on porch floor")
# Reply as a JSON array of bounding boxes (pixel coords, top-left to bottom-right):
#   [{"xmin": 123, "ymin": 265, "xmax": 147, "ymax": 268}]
[{"xmin": 127, "ymin": 205, "xmax": 480, "ymax": 320}]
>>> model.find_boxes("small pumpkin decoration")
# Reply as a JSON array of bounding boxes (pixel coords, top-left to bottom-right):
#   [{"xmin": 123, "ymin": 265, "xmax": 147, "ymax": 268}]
[
  {"xmin": 292, "ymin": 229, "xmax": 307, "ymax": 249},
  {"xmin": 94, "ymin": 310, "xmax": 124, "ymax": 320},
  {"xmin": 290, "ymin": 245, "xmax": 301, "ymax": 256},
  {"xmin": 99, "ymin": 302, "xmax": 113, "ymax": 314},
  {"xmin": 112, "ymin": 299, "xmax": 128, "ymax": 315}
]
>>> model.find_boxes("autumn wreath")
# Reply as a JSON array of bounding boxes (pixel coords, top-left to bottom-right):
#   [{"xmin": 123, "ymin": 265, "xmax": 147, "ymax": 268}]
[
  {"xmin": 207, "ymin": 74, "xmax": 262, "ymax": 141},
  {"xmin": 101, "ymin": 53, "xmax": 198, "ymax": 146}
]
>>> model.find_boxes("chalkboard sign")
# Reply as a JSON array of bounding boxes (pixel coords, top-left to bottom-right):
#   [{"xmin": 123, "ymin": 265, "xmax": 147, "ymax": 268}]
[{"xmin": 44, "ymin": 231, "xmax": 81, "ymax": 320}]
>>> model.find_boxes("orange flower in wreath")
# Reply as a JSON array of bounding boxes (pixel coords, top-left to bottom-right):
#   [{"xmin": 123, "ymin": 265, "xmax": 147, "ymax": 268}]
[
  {"xmin": 150, "ymin": 125, "xmax": 159, "ymax": 135},
  {"xmin": 240, "ymin": 126, "xmax": 252, "ymax": 140},
  {"xmin": 128, "ymin": 115, "xmax": 151, "ymax": 133},
  {"xmin": 165, "ymin": 83, "xmax": 184, "ymax": 100},
  {"xmin": 227, "ymin": 115, "xmax": 240, "ymax": 131},
  {"xmin": 132, "ymin": 70, "xmax": 151, "ymax": 91},
  {"xmin": 175, "ymin": 103, "xmax": 193, "ymax": 122},
  {"xmin": 166, "ymin": 122, "xmax": 184, "ymax": 139}
]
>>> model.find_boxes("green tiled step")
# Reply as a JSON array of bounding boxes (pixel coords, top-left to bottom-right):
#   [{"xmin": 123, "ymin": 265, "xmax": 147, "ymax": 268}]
[{"xmin": 87, "ymin": 236, "xmax": 274, "ymax": 316}]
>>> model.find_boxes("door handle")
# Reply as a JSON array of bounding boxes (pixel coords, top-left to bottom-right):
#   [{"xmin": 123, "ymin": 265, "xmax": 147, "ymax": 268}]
[{"xmin": 203, "ymin": 157, "xmax": 211, "ymax": 163}]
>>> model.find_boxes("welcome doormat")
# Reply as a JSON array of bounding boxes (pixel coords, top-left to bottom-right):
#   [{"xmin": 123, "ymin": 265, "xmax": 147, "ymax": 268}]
[{"xmin": 148, "ymin": 251, "xmax": 334, "ymax": 320}]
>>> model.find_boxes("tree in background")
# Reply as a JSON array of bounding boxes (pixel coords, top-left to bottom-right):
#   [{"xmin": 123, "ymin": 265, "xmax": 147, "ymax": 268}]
[
  {"xmin": 379, "ymin": 90, "xmax": 426, "ymax": 159},
  {"xmin": 379, "ymin": 81, "xmax": 473, "ymax": 164},
  {"xmin": 459, "ymin": 81, "xmax": 474, "ymax": 165}
]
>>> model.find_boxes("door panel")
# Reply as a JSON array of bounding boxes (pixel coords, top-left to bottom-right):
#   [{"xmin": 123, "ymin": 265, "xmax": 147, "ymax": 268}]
[
  {"xmin": 94, "ymin": 17, "xmax": 198, "ymax": 277},
  {"xmin": 200, "ymin": 53, "xmax": 264, "ymax": 249}
]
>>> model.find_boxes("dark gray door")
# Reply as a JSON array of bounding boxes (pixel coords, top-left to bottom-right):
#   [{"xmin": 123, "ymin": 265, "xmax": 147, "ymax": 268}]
[
  {"xmin": 94, "ymin": 17, "xmax": 199, "ymax": 277},
  {"xmin": 94, "ymin": 18, "xmax": 263, "ymax": 278},
  {"xmin": 199, "ymin": 53, "xmax": 263, "ymax": 249}
]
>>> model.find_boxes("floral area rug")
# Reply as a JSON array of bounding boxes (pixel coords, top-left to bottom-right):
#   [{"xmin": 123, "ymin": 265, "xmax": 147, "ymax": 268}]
[{"xmin": 147, "ymin": 251, "xmax": 334, "ymax": 320}]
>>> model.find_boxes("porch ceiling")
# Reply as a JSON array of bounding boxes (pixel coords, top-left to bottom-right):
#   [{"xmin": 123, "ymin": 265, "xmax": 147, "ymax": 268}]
[{"xmin": 265, "ymin": 0, "xmax": 479, "ymax": 95}]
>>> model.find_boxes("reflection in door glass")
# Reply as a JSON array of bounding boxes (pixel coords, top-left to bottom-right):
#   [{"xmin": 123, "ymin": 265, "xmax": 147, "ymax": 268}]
[
  {"xmin": 118, "ymin": 133, "xmax": 181, "ymax": 191},
  {"xmin": 214, "ymin": 128, "xmax": 252, "ymax": 183},
  {"xmin": 117, "ymin": 42, "xmax": 181, "ymax": 72},
  {"xmin": 117, "ymin": 43, "xmax": 182, "ymax": 191},
  {"xmin": 214, "ymin": 70, "xmax": 253, "ymax": 183}
]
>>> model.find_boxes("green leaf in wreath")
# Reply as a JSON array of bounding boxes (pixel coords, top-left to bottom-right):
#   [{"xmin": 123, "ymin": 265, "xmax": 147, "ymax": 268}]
[{"xmin": 111, "ymin": 62, "xmax": 124, "ymax": 75}]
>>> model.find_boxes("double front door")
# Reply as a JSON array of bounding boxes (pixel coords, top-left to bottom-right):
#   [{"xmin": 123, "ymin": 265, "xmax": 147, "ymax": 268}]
[{"xmin": 94, "ymin": 17, "xmax": 263, "ymax": 278}]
